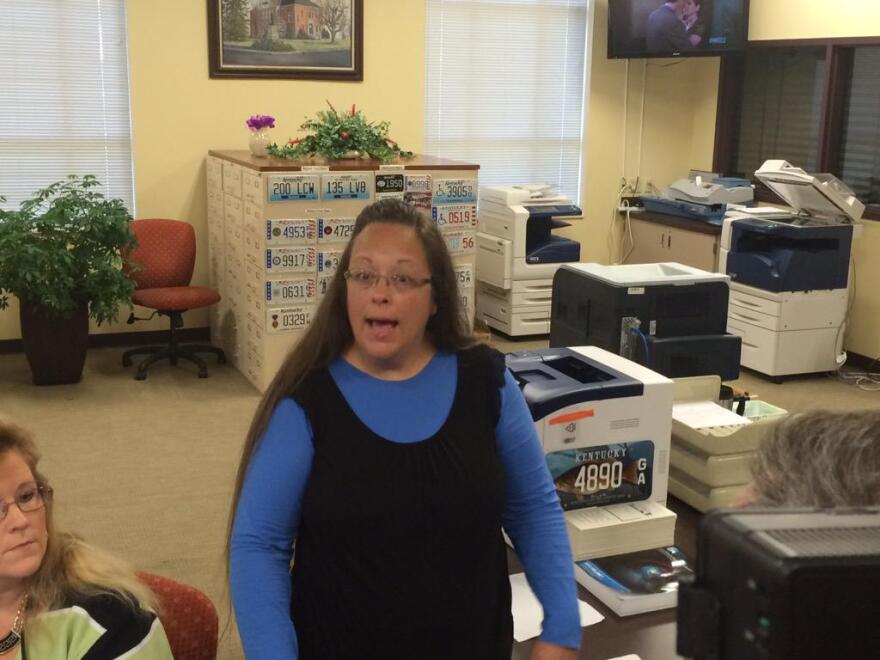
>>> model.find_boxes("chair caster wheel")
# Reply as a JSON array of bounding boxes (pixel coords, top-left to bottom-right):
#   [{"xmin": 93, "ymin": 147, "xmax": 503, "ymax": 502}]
[
  {"xmin": 122, "ymin": 356, "xmax": 132, "ymax": 367},
  {"xmin": 134, "ymin": 373, "xmax": 147, "ymax": 381},
  {"xmin": 198, "ymin": 370, "xmax": 208, "ymax": 379}
]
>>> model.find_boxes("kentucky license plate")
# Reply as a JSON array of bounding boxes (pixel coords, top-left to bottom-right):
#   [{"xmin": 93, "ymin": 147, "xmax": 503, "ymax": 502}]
[
  {"xmin": 267, "ymin": 175, "xmax": 320, "ymax": 202},
  {"xmin": 432, "ymin": 178, "xmax": 477, "ymax": 204},
  {"xmin": 454, "ymin": 263, "xmax": 474, "ymax": 289},
  {"xmin": 265, "ymin": 278, "xmax": 316, "ymax": 306},
  {"xmin": 432, "ymin": 204, "xmax": 477, "ymax": 231},
  {"xmin": 265, "ymin": 219, "xmax": 316, "ymax": 244},
  {"xmin": 317, "ymin": 248, "xmax": 344, "ymax": 275},
  {"xmin": 322, "ymin": 173, "xmax": 370, "ymax": 200},
  {"xmin": 266, "ymin": 306, "xmax": 313, "ymax": 334},
  {"xmin": 443, "ymin": 230, "xmax": 475, "ymax": 256},
  {"xmin": 546, "ymin": 441, "xmax": 655, "ymax": 510},
  {"xmin": 317, "ymin": 217, "xmax": 356, "ymax": 243},
  {"xmin": 265, "ymin": 247, "xmax": 316, "ymax": 274}
]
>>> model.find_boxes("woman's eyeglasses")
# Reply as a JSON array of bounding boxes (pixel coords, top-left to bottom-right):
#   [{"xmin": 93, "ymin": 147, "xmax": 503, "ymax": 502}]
[
  {"xmin": 0, "ymin": 484, "xmax": 52, "ymax": 522},
  {"xmin": 344, "ymin": 270, "xmax": 433, "ymax": 293}
]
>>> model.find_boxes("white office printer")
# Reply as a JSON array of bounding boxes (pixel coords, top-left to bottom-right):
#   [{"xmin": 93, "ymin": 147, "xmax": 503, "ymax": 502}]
[
  {"xmin": 505, "ymin": 346, "xmax": 676, "ymax": 560},
  {"xmin": 720, "ymin": 160, "xmax": 864, "ymax": 379},
  {"xmin": 476, "ymin": 185, "xmax": 581, "ymax": 336}
]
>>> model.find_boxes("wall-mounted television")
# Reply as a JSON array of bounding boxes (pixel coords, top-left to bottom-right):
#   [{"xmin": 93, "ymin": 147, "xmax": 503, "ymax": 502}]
[{"xmin": 608, "ymin": 0, "xmax": 749, "ymax": 59}]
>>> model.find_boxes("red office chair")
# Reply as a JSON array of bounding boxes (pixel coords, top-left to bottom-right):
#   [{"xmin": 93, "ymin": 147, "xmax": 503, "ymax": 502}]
[
  {"xmin": 138, "ymin": 572, "xmax": 219, "ymax": 660},
  {"xmin": 122, "ymin": 219, "xmax": 225, "ymax": 380}
]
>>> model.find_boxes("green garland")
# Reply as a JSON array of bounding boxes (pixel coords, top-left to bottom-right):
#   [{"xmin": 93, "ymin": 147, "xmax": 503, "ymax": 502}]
[{"xmin": 267, "ymin": 101, "xmax": 413, "ymax": 163}]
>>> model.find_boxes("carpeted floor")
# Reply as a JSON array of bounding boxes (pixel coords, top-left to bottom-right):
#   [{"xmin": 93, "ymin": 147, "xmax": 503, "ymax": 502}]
[{"xmin": 0, "ymin": 336, "xmax": 876, "ymax": 659}]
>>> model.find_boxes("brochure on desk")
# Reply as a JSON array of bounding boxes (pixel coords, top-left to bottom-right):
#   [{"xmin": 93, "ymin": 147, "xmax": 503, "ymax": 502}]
[{"xmin": 575, "ymin": 546, "xmax": 692, "ymax": 616}]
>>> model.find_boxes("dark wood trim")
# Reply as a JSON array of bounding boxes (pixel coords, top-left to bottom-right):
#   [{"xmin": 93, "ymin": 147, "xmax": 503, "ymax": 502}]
[
  {"xmin": 0, "ymin": 328, "xmax": 210, "ymax": 355},
  {"xmin": 628, "ymin": 210, "xmax": 722, "ymax": 236},
  {"xmin": 713, "ymin": 55, "xmax": 745, "ymax": 175},
  {"xmin": 818, "ymin": 45, "xmax": 853, "ymax": 172},
  {"xmin": 207, "ymin": 150, "xmax": 480, "ymax": 172}
]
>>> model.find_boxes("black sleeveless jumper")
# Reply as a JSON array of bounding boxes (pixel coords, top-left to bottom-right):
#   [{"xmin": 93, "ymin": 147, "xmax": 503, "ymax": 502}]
[{"xmin": 289, "ymin": 345, "xmax": 513, "ymax": 659}]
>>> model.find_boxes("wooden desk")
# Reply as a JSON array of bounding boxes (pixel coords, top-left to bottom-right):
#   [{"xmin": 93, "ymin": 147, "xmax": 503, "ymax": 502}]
[{"xmin": 512, "ymin": 496, "xmax": 700, "ymax": 659}]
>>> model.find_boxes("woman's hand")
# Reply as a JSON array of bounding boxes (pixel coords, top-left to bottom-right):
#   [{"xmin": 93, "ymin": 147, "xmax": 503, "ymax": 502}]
[{"xmin": 530, "ymin": 639, "xmax": 578, "ymax": 660}]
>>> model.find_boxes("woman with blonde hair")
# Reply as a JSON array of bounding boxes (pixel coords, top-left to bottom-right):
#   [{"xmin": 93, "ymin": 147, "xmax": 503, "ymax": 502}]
[{"xmin": 0, "ymin": 417, "xmax": 172, "ymax": 658}]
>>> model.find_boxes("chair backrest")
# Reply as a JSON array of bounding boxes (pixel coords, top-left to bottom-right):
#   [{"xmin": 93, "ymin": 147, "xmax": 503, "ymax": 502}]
[
  {"xmin": 138, "ymin": 571, "xmax": 219, "ymax": 660},
  {"xmin": 128, "ymin": 219, "xmax": 197, "ymax": 290}
]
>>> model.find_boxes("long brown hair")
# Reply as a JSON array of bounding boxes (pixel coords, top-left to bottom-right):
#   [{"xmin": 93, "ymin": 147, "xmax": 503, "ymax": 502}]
[
  {"xmin": 226, "ymin": 198, "xmax": 476, "ymax": 567},
  {"xmin": 0, "ymin": 417, "xmax": 157, "ymax": 621}
]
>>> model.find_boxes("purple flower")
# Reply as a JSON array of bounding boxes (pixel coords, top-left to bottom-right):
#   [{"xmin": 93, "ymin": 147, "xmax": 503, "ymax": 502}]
[{"xmin": 246, "ymin": 114, "xmax": 276, "ymax": 131}]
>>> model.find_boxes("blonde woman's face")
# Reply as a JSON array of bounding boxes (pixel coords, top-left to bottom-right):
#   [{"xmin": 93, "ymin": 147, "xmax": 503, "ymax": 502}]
[{"xmin": 0, "ymin": 451, "xmax": 48, "ymax": 588}]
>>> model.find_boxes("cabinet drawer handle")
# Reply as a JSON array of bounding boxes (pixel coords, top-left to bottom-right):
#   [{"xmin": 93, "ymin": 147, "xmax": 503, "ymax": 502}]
[
  {"xmin": 733, "ymin": 297, "xmax": 762, "ymax": 308},
  {"xmin": 730, "ymin": 311, "xmax": 761, "ymax": 324}
]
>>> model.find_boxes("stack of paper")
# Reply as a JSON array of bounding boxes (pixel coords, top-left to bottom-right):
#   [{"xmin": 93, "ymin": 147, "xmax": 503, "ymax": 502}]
[{"xmin": 565, "ymin": 501, "xmax": 677, "ymax": 560}]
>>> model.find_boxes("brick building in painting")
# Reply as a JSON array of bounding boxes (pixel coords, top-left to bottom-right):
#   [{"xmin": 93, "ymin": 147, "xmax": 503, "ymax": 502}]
[{"xmin": 250, "ymin": 0, "xmax": 322, "ymax": 40}]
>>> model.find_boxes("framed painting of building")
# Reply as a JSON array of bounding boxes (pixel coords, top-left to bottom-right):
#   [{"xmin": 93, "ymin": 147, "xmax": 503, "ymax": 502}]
[{"xmin": 208, "ymin": 0, "xmax": 363, "ymax": 80}]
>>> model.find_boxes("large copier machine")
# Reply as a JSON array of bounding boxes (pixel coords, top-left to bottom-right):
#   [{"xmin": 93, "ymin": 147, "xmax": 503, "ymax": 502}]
[
  {"xmin": 506, "ymin": 346, "xmax": 676, "ymax": 560},
  {"xmin": 720, "ymin": 160, "xmax": 864, "ymax": 378},
  {"xmin": 476, "ymin": 185, "xmax": 581, "ymax": 336}
]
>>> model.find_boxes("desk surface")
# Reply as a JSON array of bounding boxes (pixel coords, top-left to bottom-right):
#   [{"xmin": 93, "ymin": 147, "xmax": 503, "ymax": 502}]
[{"xmin": 511, "ymin": 496, "xmax": 700, "ymax": 660}]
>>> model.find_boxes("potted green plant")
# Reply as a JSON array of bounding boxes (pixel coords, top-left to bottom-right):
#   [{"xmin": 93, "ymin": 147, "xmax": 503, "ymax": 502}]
[{"xmin": 0, "ymin": 175, "xmax": 137, "ymax": 385}]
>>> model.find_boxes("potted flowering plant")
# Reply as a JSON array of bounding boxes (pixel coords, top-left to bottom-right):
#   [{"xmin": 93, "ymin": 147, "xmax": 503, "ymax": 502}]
[
  {"xmin": 0, "ymin": 175, "xmax": 137, "ymax": 385},
  {"xmin": 268, "ymin": 101, "xmax": 413, "ymax": 162},
  {"xmin": 246, "ymin": 114, "xmax": 275, "ymax": 157}
]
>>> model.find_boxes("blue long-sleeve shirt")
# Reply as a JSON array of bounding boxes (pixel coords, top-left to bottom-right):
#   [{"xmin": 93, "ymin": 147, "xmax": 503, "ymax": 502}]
[{"xmin": 230, "ymin": 351, "xmax": 580, "ymax": 658}]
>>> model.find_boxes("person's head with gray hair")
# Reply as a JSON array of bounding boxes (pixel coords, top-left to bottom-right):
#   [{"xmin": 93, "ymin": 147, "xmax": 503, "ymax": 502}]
[{"xmin": 750, "ymin": 409, "xmax": 880, "ymax": 507}]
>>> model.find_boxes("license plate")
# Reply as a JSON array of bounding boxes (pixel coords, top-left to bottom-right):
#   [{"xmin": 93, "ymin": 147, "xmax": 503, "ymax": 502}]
[
  {"xmin": 432, "ymin": 178, "xmax": 477, "ymax": 204},
  {"xmin": 454, "ymin": 263, "xmax": 474, "ymax": 289},
  {"xmin": 266, "ymin": 306, "xmax": 313, "ymax": 333},
  {"xmin": 321, "ymin": 173, "xmax": 371, "ymax": 200},
  {"xmin": 459, "ymin": 291, "xmax": 471, "ymax": 310},
  {"xmin": 546, "ymin": 441, "xmax": 655, "ymax": 510},
  {"xmin": 405, "ymin": 174, "xmax": 432, "ymax": 193},
  {"xmin": 432, "ymin": 204, "xmax": 477, "ymax": 231},
  {"xmin": 265, "ymin": 219, "xmax": 316, "ymax": 244},
  {"xmin": 403, "ymin": 191, "xmax": 432, "ymax": 210},
  {"xmin": 375, "ymin": 173, "xmax": 405, "ymax": 196},
  {"xmin": 265, "ymin": 247, "xmax": 316, "ymax": 273},
  {"xmin": 317, "ymin": 273, "xmax": 334, "ymax": 298},
  {"xmin": 267, "ymin": 175, "xmax": 320, "ymax": 202},
  {"xmin": 443, "ymin": 230, "xmax": 475, "ymax": 256},
  {"xmin": 265, "ymin": 277, "xmax": 316, "ymax": 306},
  {"xmin": 317, "ymin": 217, "xmax": 356, "ymax": 243},
  {"xmin": 317, "ymin": 248, "xmax": 344, "ymax": 274}
]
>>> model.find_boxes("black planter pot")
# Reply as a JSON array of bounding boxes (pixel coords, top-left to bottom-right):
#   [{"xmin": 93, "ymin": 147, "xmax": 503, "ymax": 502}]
[{"xmin": 19, "ymin": 301, "xmax": 89, "ymax": 386}]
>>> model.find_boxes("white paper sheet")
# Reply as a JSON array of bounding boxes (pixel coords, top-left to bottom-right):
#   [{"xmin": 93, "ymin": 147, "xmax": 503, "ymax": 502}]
[
  {"xmin": 672, "ymin": 400, "xmax": 752, "ymax": 430},
  {"xmin": 509, "ymin": 573, "xmax": 604, "ymax": 642}
]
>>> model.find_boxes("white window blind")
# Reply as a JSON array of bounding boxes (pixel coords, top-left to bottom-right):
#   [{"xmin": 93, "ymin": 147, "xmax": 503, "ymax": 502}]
[
  {"xmin": 0, "ymin": 0, "xmax": 134, "ymax": 212},
  {"xmin": 424, "ymin": 0, "xmax": 589, "ymax": 202}
]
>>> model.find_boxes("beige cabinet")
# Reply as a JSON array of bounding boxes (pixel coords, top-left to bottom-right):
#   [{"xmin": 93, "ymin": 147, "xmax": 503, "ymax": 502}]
[
  {"xmin": 623, "ymin": 215, "xmax": 719, "ymax": 272},
  {"xmin": 206, "ymin": 151, "xmax": 479, "ymax": 391}
]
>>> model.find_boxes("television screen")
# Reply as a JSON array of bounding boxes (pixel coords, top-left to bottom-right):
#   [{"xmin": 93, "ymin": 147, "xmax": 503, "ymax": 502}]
[{"xmin": 608, "ymin": 0, "xmax": 749, "ymax": 59}]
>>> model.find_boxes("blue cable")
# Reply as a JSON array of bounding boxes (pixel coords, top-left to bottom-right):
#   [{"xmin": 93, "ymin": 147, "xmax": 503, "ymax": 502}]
[{"xmin": 631, "ymin": 327, "xmax": 650, "ymax": 366}]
